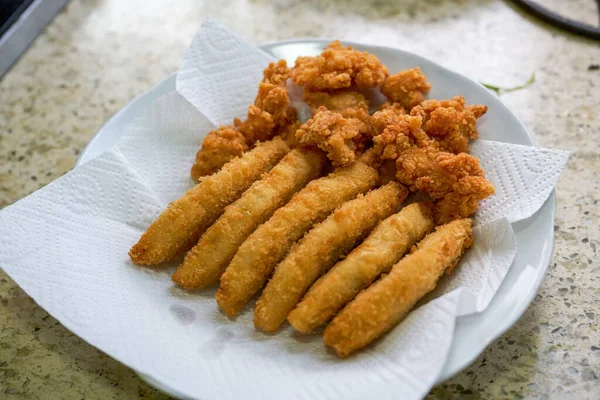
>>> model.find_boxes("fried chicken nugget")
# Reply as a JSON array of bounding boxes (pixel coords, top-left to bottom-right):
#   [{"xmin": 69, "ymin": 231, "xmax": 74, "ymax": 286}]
[
  {"xmin": 255, "ymin": 60, "xmax": 298, "ymax": 131},
  {"xmin": 295, "ymin": 106, "xmax": 370, "ymax": 167},
  {"xmin": 291, "ymin": 40, "xmax": 388, "ymax": 90},
  {"xmin": 395, "ymin": 148, "xmax": 486, "ymax": 198},
  {"xmin": 172, "ymin": 148, "xmax": 327, "ymax": 289},
  {"xmin": 433, "ymin": 175, "xmax": 495, "ymax": 224},
  {"xmin": 371, "ymin": 113, "xmax": 431, "ymax": 156},
  {"xmin": 216, "ymin": 160, "xmax": 379, "ymax": 318},
  {"xmin": 372, "ymin": 113, "xmax": 494, "ymax": 222},
  {"xmin": 190, "ymin": 126, "xmax": 249, "ymax": 180},
  {"xmin": 370, "ymin": 106, "xmax": 405, "ymax": 136},
  {"xmin": 410, "ymin": 96, "xmax": 487, "ymax": 154},
  {"xmin": 262, "ymin": 59, "xmax": 290, "ymax": 85},
  {"xmin": 324, "ymin": 218, "xmax": 473, "ymax": 358},
  {"xmin": 237, "ymin": 83, "xmax": 297, "ymax": 143},
  {"xmin": 129, "ymin": 138, "xmax": 289, "ymax": 265},
  {"xmin": 254, "ymin": 182, "xmax": 408, "ymax": 332},
  {"xmin": 303, "ymin": 90, "xmax": 370, "ymax": 122},
  {"xmin": 380, "ymin": 67, "xmax": 431, "ymax": 110},
  {"xmin": 378, "ymin": 101, "xmax": 407, "ymax": 114},
  {"xmin": 288, "ymin": 202, "xmax": 434, "ymax": 334}
]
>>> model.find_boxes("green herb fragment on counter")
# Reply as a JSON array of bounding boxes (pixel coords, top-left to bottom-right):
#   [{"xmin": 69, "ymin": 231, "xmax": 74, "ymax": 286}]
[{"xmin": 481, "ymin": 73, "xmax": 536, "ymax": 95}]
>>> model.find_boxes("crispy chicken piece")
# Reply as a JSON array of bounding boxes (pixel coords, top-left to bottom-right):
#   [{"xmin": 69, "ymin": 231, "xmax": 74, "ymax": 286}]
[
  {"xmin": 370, "ymin": 105, "xmax": 413, "ymax": 137},
  {"xmin": 291, "ymin": 41, "xmax": 388, "ymax": 90},
  {"xmin": 296, "ymin": 106, "xmax": 370, "ymax": 167},
  {"xmin": 372, "ymin": 114, "xmax": 431, "ymax": 158},
  {"xmin": 254, "ymin": 182, "xmax": 407, "ymax": 333},
  {"xmin": 257, "ymin": 82, "xmax": 297, "ymax": 124},
  {"xmin": 372, "ymin": 116, "xmax": 494, "ymax": 222},
  {"xmin": 324, "ymin": 218, "xmax": 473, "ymax": 358},
  {"xmin": 379, "ymin": 101, "xmax": 407, "ymax": 114},
  {"xmin": 190, "ymin": 126, "xmax": 249, "ymax": 179},
  {"xmin": 173, "ymin": 148, "xmax": 326, "ymax": 289},
  {"xmin": 130, "ymin": 138, "xmax": 290, "ymax": 265},
  {"xmin": 380, "ymin": 67, "xmax": 431, "ymax": 110},
  {"xmin": 262, "ymin": 59, "xmax": 290, "ymax": 85},
  {"xmin": 236, "ymin": 80, "xmax": 298, "ymax": 143},
  {"xmin": 288, "ymin": 202, "xmax": 434, "ymax": 334},
  {"xmin": 410, "ymin": 96, "xmax": 487, "ymax": 154},
  {"xmin": 235, "ymin": 105, "xmax": 275, "ymax": 144},
  {"xmin": 394, "ymin": 147, "xmax": 494, "ymax": 221},
  {"xmin": 216, "ymin": 161, "xmax": 378, "ymax": 318},
  {"xmin": 433, "ymin": 175, "xmax": 495, "ymax": 224},
  {"xmin": 395, "ymin": 149, "xmax": 486, "ymax": 198},
  {"xmin": 304, "ymin": 90, "xmax": 370, "ymax": 122}
]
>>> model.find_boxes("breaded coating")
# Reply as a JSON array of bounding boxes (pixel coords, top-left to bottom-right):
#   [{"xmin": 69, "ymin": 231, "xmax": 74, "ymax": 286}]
[
  {"xmin": 190, "ymin": 126, "xmax": 249, "ymax": 180},
  {"xmin": 191, "ymin": 61, "xmax": 297, "ymax": 180},
  {"xmin": 324, "ymin": 218, "xmax": 473, "ymax": 358},
  {"xmin": 372, "ymin": 113, "xmax": 431, "ymax": 158},
  {"xmin": 216, "ymin": 161, "xmax": 379, "ymax": 318},
  {"xmin": 410, "ymin": 96, "xmax": 488, "ymax": 154},
  {"xmin": 235, "ymin": 105, "xmax": 276, "ymax": 143},
  {"xmin": 296, "ymin": 106, "xmax": 370, "ymax": 167},
  {"xmin": 433, "ymin": 175, "xmax": 495, "ymax": 224},
  {"xmin": 380, "ymin": 67, "xmax": 431, "ymax": 110},
  {"xmin": 288, "ymin": 202, "xmax": 434, "ymax": 334},
  {"xmin": 304, "ymin": 90, "xmax": 370, "ymax": 122},
  {"xmin": 371, "ymin": 108, "xmax": 494, "ymax": 222},
  {"xmin": 236, "ymin": 82, "xmax": 298, "ymax": 143},
  {"xmin": 254, "ymin": 182, "xmax": 408, "ymax": 332},
  {"xmin": 395, "ymin": 149, "xmax": 486, "ymax": 199},
  {"xmin": 370, "ymin": 105, "xmax": 412, "ymax": 137},
  {"xmin": 262, "ymin": 59, "xmax": 290, "ymax": 86},
  {"xmin": 291, "ymin": 40, "xmax": 388, "ymax": 90},
  {"xmin": 129, "ymin": 138, "xmax": 289, "ymax": 265},
  {"xmin": 379, "ymin": 101, "xmax": 407, "ymax": 113},
  {"xmin": 172, "ymin": 148, "xmax": 327, "ymax": 289},
  {"xmin": 257, "ymin": 84, "xmax": 294, "ymax": 124}
]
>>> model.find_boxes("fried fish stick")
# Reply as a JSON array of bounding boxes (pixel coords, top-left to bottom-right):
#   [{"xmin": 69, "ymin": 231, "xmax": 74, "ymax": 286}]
[
  {"xmin": 288, "ymin": 202, "xmax": 434, "ymax": 334},
  {"xmin": 129, "ymin": 138, "xmax": 289, "ymax": 265},
  {"xmin": 324, "ymin": 218, "xmax": 473, "ymax": 358},
  {"xmin": 172, "ymin": 148, "xmax": 327, "ymax": 289},
  {"xmin": 216, "ymin": 161, "xmax": 379, "ymax": 317},
  {"xmin": 254, "ymin": 182, "xmax": 408, "ymax": 332}
]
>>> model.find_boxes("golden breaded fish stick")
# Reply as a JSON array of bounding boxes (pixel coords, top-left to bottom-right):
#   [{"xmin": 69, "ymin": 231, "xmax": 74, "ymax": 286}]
[
  {"xmin": 172, "ymin": 148, "xmax": 327, "ymax": 289},
  {"xmin": 216, "ymin": 161, "xmax": 379, "ymax": 318},
  {"xmin": 288, "ymin": 202, "xmax": 434, "ymax": 334},
  {"xmin": 129, "ymin": 138, "xmax": 289, "ymax": 265},
  {"xmin": 324, "ymin": 218, "xmax": 473, "ymax": 358},
  {"xmin": 254, "ymin": 182, "xmax": 408, "ymax": 332}
]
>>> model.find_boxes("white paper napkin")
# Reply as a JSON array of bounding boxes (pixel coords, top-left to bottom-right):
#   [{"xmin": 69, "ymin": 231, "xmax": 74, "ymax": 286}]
[
  {"xmin": 425, "ymin": 218, "xmax": 518, "ymax": 314},
  {"xmin": 471, "ymin": 140, "xmax": 569, "ymax": 226},
  {"xmin": 0, "ymin": 19, "xmax": 569, "ymax": 400},
  {"xmin": 176, "ymin": 18, "xmax": 275, "ymax": 126}
]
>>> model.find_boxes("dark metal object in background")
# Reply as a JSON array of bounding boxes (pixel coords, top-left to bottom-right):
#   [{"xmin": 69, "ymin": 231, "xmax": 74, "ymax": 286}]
[
  {"xmin": 511, "ymin": 0, "xmax": 600, "ymax": 40},
  {"xmin": 0, "ymin": 0, "xmax": 36, "ymax": 38},
  {"xmin": 0, "ymin": 0, "xmax": 70, "ymax": 77}
]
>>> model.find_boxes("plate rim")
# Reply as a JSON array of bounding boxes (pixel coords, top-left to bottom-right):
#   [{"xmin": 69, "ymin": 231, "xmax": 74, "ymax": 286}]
[{"xmin": 76, "ymin": 38, "xmax": 555, "ymax": 399}]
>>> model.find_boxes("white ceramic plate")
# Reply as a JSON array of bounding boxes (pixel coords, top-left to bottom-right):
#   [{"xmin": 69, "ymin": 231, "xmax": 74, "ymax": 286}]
[{"xmin": 77, "ymin": 40, "xmax": 555, "ymax": 399}]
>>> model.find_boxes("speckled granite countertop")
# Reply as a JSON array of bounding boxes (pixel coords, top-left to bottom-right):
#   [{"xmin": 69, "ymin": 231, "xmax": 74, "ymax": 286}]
[{"xmin": 0, "ymin": 0, "xmax": 598, "ymax": 398}]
